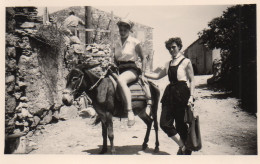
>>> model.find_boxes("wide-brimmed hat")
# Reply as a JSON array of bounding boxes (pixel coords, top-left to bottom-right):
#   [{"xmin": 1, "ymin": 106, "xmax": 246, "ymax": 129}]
[{"xmin": 117, "ymin": 18, "xmax": 134, "ymax": 30}]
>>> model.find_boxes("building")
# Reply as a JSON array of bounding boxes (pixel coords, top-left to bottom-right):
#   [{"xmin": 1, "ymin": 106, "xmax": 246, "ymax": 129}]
[{"xmin": 184, "ymin": 38, "xmax": 220, "ymax": 75}]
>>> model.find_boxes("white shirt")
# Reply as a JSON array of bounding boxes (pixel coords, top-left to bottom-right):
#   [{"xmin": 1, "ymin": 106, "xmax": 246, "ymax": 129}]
[
  {"xmin": 165, "ymin": 53, "xmax": 189, "ymax": 82},
  {"xmin": 114, "ymin": 36, "xmax": 140, "ymax": 62}
]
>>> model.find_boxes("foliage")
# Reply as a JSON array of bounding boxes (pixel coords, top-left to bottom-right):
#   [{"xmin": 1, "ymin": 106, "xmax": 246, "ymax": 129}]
[
  {"xmin": 198, "ymin": 5, "xmax": 257, "ymax": 113},
  {"xmin": 35, "ymin": 24, "xmax": 67, "ymax": 50}
]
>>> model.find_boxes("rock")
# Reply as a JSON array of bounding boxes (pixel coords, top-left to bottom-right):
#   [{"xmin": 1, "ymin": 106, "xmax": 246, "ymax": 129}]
[
  {"xmin": 13, "ymin": 92, "xmax": 22, "ymax": 100},
  {"xmin": 20, "ymin": 22, "xmax": 35, "ymax": 28},
  {"xmin": 52, "ymin": 110, "xmax": 59, "ymax": 120},
  {"xmin": 72, "ymin": 44, "xmax": 85, "ymax": 54},
  {"xmin": 32, "ymin": 116, "xmax": 40, "ymax": 127},
  {"xmin": 23, "ymin": 121, "xmax": 29, "ymax": 127},
  {"xmin": 59, "ymin": 105, "xmax": 78, "ymax": 120},
  {"xmin": 7, "ymin": 114, "xmax": 17, "ymax": 126},
  {"xmin": 6, "ymin": 82, "xmax": 15, "ymax": 93},
  {"xmin": 13, "ymin": 128, "xmax": 21, "ymax": 134},
  {"xmin": 40, "ymin": 110, "xmax": 53, "ymax": 125},
  {"xmin": 6, "ymin": 34, "xmax": 19, "ymax": 46},
  {"xmin": 12, "ymin": 136, "xmax": 28, "ymax": 154},
  {"xmin": 16, "ymin": 102, "xmax": 29, "ymax": 112},
  {"xmin": 20, "ymin": 108, "xmax": 33, "ymax": 118},
  {"xmin": 81, "ymin": 107, "xmax": 96, "ymax": 118},
  {"xmin": 86, "ymin": 45, "xmax": 92, "ymax": 51},
  {"xmin": 15, "ymin": 121, "xmax": 23, "ymax": 126},
  {"xmin": 26, "ymin": 131, "xmax": 33, "ymax": 137},
  {"xmin": 6, "ymin": 47, "xmax": 16, "ymax": 58},
  {"xmin": 6, "ymin": 59, "xmax": 17, "ymax": 72},
  {"xmin": 18, "ymin": 81, "xmax": 28, "ymax": 88},
  {"xmin": 29, "ymin": 108, "xmax": 44, "ymax": 117},
  {"xmin": 5, "ymin": 94, "xmax": 16, "ymax": 113},
  {"xmin": 20, "ymin": 96, "xmax": 29, "ymax": 102},
  {"xmin": 6, "ymin": 75, "xmax": 15, "ymax": 84}
]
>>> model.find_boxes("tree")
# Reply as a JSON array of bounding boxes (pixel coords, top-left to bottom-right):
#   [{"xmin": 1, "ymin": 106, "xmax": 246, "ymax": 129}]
[{"xmin": 199, "ymin": 5, "xmax": 257, "ymax": 113}]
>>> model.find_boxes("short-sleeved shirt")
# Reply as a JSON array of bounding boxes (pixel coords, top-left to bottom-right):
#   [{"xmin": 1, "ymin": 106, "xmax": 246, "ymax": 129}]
[
  {"xmin": 114, "ymin": 36, "xmax": 140, "ymax": 62},
  {"xmin": 64, "ymin": 15, "xmax": 84, "ymax": 27}
]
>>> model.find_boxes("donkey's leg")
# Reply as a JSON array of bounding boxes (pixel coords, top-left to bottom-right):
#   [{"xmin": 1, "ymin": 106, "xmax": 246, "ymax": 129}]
[
  {"xmin": 149, "ymin": 81, "xmax": 160, "ymax": 153},
  {"xmin": 106, "ymin": 112, "xmax": 116, "ymax": 154},
  {"xmin": 153, "ymin": 112, "xmax": 160, "ymax": 153},
  {"xmin": 100, "ymin": 121, "xmax": 108, "ymax": 154},
  {"xmin": 138, "ymin": 110, "xmax": 153, "ymax": 150}
]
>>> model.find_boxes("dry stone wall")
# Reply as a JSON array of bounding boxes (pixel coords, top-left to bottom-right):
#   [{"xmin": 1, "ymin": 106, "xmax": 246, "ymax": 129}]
[{"xmin": 5, "ymin": 7, "xmax": 69, "ymax": 154}]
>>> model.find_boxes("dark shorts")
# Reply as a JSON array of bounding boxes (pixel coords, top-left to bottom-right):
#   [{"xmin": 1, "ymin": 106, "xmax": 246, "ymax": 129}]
[{"xmin": 117, "ymin": 61, "xmax": 142, "ymax": 77}]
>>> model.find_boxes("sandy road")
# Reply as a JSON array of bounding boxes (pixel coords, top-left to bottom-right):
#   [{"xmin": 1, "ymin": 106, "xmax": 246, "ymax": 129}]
[{"xmin": 29, "ymin": 75, "xmax": 257, "ymax": 155}]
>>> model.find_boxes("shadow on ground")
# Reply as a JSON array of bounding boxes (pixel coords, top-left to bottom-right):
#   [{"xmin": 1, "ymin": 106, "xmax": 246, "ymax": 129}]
[
  {"xmin": 83, "ymin": 145, "xmax": 170, "ymax": 155},
  {"xmin": 196, "ymin": 84, "xmax": 234, "ymax": 100}
]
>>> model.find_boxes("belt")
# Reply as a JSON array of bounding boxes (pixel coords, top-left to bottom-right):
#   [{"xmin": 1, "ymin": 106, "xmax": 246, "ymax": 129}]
[{"xmin": 117, "ymin": 61, "xmax": 135, "ymax": 65}]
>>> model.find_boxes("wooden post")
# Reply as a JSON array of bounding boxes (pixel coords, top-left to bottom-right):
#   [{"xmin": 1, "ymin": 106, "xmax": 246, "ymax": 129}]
[
  {"xmin": 110, "ymin": 11, "xmax": 115, "ymax": 59},
  {"xmin": 85, "ymin": 6, "xmax": 92, "ymax": 44}
]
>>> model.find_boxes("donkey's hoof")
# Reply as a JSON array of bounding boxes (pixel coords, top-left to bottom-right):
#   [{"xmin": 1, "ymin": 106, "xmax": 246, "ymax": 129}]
[
  {"xmin": 142, "ymin": 143, "xmax": 148, "ymax": 150},
  {"xmin": 99, "ymin": 148, "xmax": 107, "ymax": 154},
  {"xmin": 154, "ymin": 147, "xmax": 159, "ymax": 153},
  {"xmin": 111, "ymin": 149, "xmax": 116, "ymax": 154}
]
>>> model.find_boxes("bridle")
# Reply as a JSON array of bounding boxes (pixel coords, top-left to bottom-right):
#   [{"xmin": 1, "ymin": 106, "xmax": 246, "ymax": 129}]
[{"xmin": 63, "ymin": 65, "xmax": 112, "ymax": 95}]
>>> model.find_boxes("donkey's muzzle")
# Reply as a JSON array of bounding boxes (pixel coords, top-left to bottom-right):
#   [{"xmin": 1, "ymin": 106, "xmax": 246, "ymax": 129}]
[{"xmin": 62, "ymin": 89, "xmax": 74, "ymax": 106}]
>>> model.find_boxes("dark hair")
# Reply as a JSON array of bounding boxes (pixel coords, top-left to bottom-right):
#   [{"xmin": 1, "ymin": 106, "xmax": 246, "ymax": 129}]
[
  {"xmin": 165, "ymin": 37, "xmax": 183, "ymax": 50},
  {"xmin": 69, "ymin": 11, "xmax": 75, "ymax": 15}
]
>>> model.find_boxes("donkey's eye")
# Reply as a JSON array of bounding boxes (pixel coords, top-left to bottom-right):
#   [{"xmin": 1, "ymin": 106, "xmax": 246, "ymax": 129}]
[{"xmin": 72, "ymin": 77, "xmax": 79, "ymax": 81}]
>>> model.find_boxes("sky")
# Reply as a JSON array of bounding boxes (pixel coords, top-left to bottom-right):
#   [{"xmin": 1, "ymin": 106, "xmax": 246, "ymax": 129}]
[{"xmin": 38, "ymin": 5, "xmax": 232, "ymax": 68}]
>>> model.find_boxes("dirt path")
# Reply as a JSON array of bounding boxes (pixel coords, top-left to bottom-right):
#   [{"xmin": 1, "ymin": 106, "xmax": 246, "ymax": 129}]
[{"xmin": 28, "ymin": 75, "xmax": 257, "ymax": 155}]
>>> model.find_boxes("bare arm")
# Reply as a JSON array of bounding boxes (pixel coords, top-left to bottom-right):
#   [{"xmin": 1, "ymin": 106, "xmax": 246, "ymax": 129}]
[
  {"xmin": 186, "ymin": 60, "xmax": 195, "ymax": 101},
  {"xmin": 135, "ymin": 43, "xmax": 146, "ymax": 75},
  {"xmin": 78, "ymin": 17, "xmax": 85, "ymax": 26},
  {"xmin": 145, "ymin": 67, "xmax": 167, "ymax": 80}
]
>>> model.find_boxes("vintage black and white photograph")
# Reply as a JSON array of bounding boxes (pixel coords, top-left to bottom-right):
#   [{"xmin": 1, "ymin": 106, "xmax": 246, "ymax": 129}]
[{"xmin": 2, "ymin": 0, "xmax": 258, "ymax": 160}]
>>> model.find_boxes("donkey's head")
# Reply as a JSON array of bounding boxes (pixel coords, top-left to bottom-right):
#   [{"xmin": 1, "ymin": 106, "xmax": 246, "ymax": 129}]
[{"xmin": 62, "ymin": 63, "xmax": 100, "ymax": 106}]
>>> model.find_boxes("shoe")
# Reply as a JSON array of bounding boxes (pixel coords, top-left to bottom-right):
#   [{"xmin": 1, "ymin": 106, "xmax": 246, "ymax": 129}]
[
  {"xmin": 127, "ymin": 110, "xmax": 135, "ymax": 127},
  {"xmin": 177, "ymin": 146, "xmax": 185, "ymax": 155}
]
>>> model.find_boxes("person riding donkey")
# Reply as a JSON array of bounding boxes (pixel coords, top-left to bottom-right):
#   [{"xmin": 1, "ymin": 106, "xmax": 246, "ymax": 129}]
[{"xmin": 111, "ymin": 19, "xmax": 152, "ymax": 127}]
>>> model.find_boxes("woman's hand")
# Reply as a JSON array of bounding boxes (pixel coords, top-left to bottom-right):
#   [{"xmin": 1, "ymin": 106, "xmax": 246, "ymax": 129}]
[{"xmin": 188, "ymin": 96, "xmax": 194, "ymax": 110}]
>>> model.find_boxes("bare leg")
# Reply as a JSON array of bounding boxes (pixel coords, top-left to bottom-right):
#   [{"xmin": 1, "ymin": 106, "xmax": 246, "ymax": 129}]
[
  {"xmin": 117, "ymin": 70, "xmax": 137, "ymax": 127},
  {"xmin": 170, "ymin": 134, "xmax": 186, "ymax": 155}
]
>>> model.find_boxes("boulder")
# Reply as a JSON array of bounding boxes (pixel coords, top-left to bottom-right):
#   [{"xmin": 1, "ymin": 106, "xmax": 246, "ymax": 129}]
[
  {"xmin": 59, "ymin": 105, "xmax": 78, "ymax": 120},
  {"xmin": 40, "ymin": 110, "xmax": 53, "ymax": 125}
]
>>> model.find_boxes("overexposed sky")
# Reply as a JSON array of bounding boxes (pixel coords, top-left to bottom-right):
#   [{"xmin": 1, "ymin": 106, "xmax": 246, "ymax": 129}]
[{"xmin": 38, "ymin": 5, "xmax": 231, "ymax": 68}]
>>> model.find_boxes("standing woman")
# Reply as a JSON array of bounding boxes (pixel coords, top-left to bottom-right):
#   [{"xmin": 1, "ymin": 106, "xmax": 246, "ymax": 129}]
[
  {"xmin": 145, "ymin": 37, "xmax": 195, "ymax": 155},
  {"xmin": 114, "ymin": 19, "xmax": 148, "ymax": 127}
]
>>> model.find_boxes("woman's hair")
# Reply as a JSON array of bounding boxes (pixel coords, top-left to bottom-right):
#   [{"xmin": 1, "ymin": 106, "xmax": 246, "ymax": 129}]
[{"xmin": 165, "ymin": 37, "xmax": 183, "ymax": 50}]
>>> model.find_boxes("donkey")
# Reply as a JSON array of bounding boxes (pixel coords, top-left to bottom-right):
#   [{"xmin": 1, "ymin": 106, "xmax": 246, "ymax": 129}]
[{"xmin": 62, "ymin": 63, "xmax": 160, "ymax": 154}]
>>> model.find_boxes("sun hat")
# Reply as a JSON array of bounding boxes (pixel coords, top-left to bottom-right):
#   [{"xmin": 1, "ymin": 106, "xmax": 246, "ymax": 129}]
[{"xmin": 116, "ymin": 18, "xmax": 134, "ymax": 30}]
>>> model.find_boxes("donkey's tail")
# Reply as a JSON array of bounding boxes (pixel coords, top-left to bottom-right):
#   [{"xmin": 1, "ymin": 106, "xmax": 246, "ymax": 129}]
[{"xmin": 148, "ymin": 81, "xmax": 160, "ymax": 119}]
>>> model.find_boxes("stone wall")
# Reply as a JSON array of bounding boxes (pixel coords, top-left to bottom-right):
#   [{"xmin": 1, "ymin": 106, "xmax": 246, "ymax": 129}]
[{"xmin": 5, "ymin": 7, "xmax": 68, "ymax": 153}]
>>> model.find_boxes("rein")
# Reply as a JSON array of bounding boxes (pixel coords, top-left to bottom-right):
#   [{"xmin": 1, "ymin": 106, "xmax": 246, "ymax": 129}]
[
  {"xmin": 88, "ymin": 65, "xmax": 112, "ymax": 91},
  {"xmin": 68, "ymin": 66, "xmax": 112, "ymax": 94}
]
